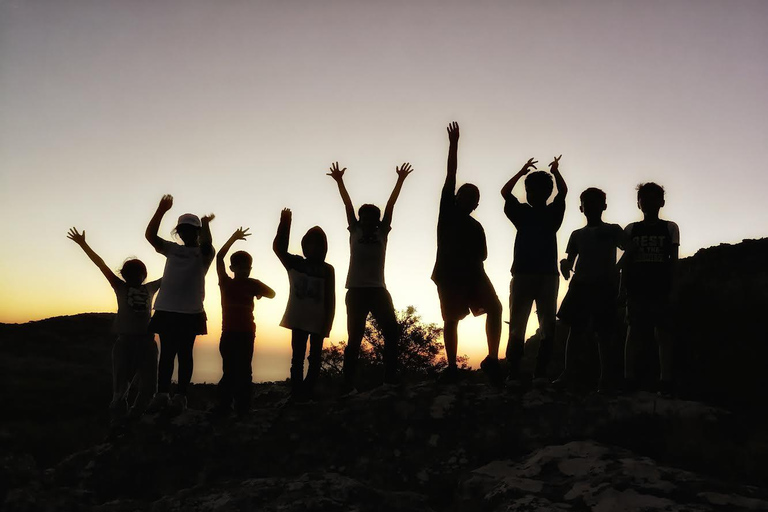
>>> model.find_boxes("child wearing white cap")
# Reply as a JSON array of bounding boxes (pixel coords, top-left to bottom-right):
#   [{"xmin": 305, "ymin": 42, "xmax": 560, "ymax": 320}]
[{"xmin": 145, "ymin": 194, "xmax": 215, "ymax": 413}]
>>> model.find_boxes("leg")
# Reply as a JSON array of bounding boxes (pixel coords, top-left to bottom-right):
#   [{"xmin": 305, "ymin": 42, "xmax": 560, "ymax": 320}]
[
  {"xmin": 533, "ymin": 275, "xmax": 559, "ymax": 379},
  {"xmin": 233, "ymin": 333, "xmax": 254, "ymax": 413},
  {"xmin": 506, "ymin": 276, "xmax": 535, "ymax": 377},
  {"xmin": 304, "ymin": 333, "xmax": 325, "ymax": 396},
  {"xmin": 112, "ymin": 337, "xmax": 131, "ymax": 404},
  {"xmin": 133, "ymin": 336, "xmax": 158, "ymax": 410},
  {"xmin": 217, "ymin": 333, "xmax": 234, "ymax": 408},
  {"xmin": 657, "ymin": 327, "xmax": 674, "ymax": 383},
  {"xmin": 175, "ymin": 334, "xmax": 196, "ymax": 395},
  {"xmin": 370, "ymin": 288, "xmax": 399, "ymax": 383},
  {"xmin": 443, "ymin": 320, "xmax": 459, "ymax": 367},
  {"xmin": 157, "ymin": 334, "xmax": 180, "ymax": 394},
  {"xmin": 484, "ymin": 295, "xmax": 503, "ymax": 359},
  {"xmin": 291, "ymin": 330, "xmax": 310, "ymax": 395},
  {"xmin": 344, "ymin": 289, "xmax": 368, "ymax": 387}
]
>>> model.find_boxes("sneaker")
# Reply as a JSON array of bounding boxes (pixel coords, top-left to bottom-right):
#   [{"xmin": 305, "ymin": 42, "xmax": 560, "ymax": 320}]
[
  {"xmin": 145, "ymin": 393, "xmax": 170, "ymax": 413},
  {"xmin": 170, "ymin": 394, "xmax": 187, "ymax": 413},
  {"xmin": 480, "ymin": 356, "xmax": 504, "ymax": 388},
  {"xmin": 656, "ymin": 380, "xmax": 674, "ymax": 399}
]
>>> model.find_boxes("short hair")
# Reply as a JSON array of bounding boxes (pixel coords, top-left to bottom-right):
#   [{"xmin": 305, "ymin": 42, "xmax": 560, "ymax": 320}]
[
  {"xmin": 358, "ymin": 204, "xmax": 381, "ymax": 220},
  {"xmin": 457, "ymin": 183, "xmax": 480, "ymax": 199},
  {"xmin": 120, "ymin": 258, "xmax": 147, "ymax": 281},
  {"xmin": 301, "ymin": 226, "xmax": 328, "ymax": 260},
  {"xmin": 580, "ymin": 187, "xmax": 607, "ymax": 205},
  {"xmin": 230, "ymin": 250, "xmax": 252, "ymax": 268},
  {"xmin": 636, "ymin": 182, "xmax": 665, "ymax": 201},
  {"xmin": 524, "ymin": 171, "xmax": 554, "ymax": 197}
]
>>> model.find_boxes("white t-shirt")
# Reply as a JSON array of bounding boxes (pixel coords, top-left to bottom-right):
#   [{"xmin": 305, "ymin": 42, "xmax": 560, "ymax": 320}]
[
  {"xmin": 153, "ymin": 240, "xmax": 214, "ymax": 313},
  {"xmin": 346, "ymin": 222, "xmax": 390, "ymax": 288},
  {"xmin": 113, "ymin": 279, "xmax": 161, "ymax": 334}
]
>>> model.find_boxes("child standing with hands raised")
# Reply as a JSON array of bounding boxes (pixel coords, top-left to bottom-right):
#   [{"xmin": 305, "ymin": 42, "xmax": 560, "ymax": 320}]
[{"xmin": 145, "ymin": 194, "xmax": 215, "ymax": 413}]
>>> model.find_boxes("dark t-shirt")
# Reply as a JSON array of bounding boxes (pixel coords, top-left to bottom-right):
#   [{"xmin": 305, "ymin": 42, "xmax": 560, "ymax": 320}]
[
  {"xmin": 566, "ymin": 223, "xmax": 626, "ymax": 284},
  {"xmin": 219, "ymin": 277, "xmax": 272, "ymax": 333},
  {"xmin": 432, "ymin": 181, "xmax": 487, "ymax": 285},
  {"xmin": 623, "ymin": 220, "xmax": 680, "ymax": 298},
  {"xmin": 504, "ymin": 196, "xmax": 565, "ymax": 275}
]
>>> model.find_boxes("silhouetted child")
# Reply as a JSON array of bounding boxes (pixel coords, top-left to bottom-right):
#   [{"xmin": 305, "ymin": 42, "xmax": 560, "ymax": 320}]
[
  {"xmin": 145, "ymin": 194, "xmax": 215, "ymax": 413},
  {"xmin": 553, "ymin": 188, "xmax": 629, "ymax": 392},
  {"xmin": 273, "ymin": 208, "xmax": 335, "ymax": 402},
  {"xmin": 214, "ymin": 227, "xmax": 275, "ymax": 417},
  {"xmin": 432, "ymin": 122, "xmax": 503, "ymax": 385},
  {"xmin": 622, "ymin": 183, "xmax": 679, "ymax": 396},
  {"xmin": 327, "ymin": 160, "xmax": 412, "ymax": 393},
  {"xmin": 501, "ymin": 155, "xmax": 567, "ymax": 385},
  {"xmin": 67, "ymin": 227, "xmax": 160, "ymax": 421}
]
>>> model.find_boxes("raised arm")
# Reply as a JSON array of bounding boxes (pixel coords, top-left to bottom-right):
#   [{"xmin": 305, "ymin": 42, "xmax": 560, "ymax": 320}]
[
  {"xmin": 217, "ymin": 226, "xmax": 250, "ymax": 282},
  {"xmin": 443, "ymin": 122, "xmax": 460, "ymax": 197},
  {"xmin": 549, "ymin": 155, "xmax": 567, "ymax": 202},
  {"xmin": 500, "ymin": 158, "xmax": 538, "ymax": 200},
  {"xmin": 323, "ymin": 265, "xmax": 336, "ymax": 338},
  {"xmin": 67, "ymin": 227, "xmax": 120, "ymax": 287},
  {"xmin": 201, "ymin": 213, "xmax": 215, "ymax": 263},
  {"xmin": 273, "ymin": 208, "xmax": 293, "ymax": 268},
  {"xmin": 382, "ymin": 162, "xmax": 413, "ymax": 228},
  {"xmin": 327, "ymin": 162, "xmax": 356, "ymax": 227},
  {"xmin": 145, "ymin": 194, "xmax": 173, "ymax": 252}
]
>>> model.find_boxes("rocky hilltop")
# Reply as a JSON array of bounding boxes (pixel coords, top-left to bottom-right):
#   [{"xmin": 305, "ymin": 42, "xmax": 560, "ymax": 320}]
[{"xmin": 2, "ymin": 238, "xmax": 768, "ymax": 511}]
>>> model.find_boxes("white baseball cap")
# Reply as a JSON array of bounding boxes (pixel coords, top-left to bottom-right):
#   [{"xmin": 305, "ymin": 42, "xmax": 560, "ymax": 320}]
[{"xmin": 176, "ymin": 213, "xmax": 202, "ymax": 228}]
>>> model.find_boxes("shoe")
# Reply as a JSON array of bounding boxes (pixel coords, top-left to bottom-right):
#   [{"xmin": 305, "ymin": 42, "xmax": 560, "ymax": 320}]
[
  {"xmin": 170, "ymin": 394, "xmax": 187, "ymax": 413},
  {"xmin": 656, "ymin": 380, "xmax": 674, "ymax": 399},
  {"xmin": 480, "ymin": 356, "xmax": 504, "ymax": 388},
  {"xmin": 145, "ymin": 393, "xmax": 170, "ymax": 413},
  {"xmin": 438, "ymin": 365, "xmax": 460, "ymax": 385},
  {"xmin": 551, "ymin": 373, "xmax": 569, "ymax": 391}
]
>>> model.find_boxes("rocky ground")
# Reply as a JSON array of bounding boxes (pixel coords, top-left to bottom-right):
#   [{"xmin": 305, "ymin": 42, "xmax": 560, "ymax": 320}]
[{"xmin": 4, "ymin": 377, "xmax": 768, "ymax": 511}]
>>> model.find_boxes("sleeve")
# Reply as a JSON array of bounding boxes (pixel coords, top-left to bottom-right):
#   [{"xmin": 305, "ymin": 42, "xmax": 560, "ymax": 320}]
[
  {"xmin": 565, "ymin": 230, "xmax": 579, "ymax": 255},
  {"xmin": 283, "ymin": 254, "xmax": 305, "ymax": 271},
  {"xmin": 624, "ymin": 223, "xmax": 634, "ymax": 238},
  {"xmin": 146, "ymin": 279, "xmax": 162, "ymax": 296},
  {"xmin": 252, "ymin": 280, "xmax": 269, "ymax": 298},
  {"xmin": 201, "ymin": 244, "xmax": 215, "ymax": 268},
  {"xmin": 668, "ymin": 221, "xmax": 680, "ymax": 245},
  {"xmin": 548, "ymin": 196, "xmax": 566, "ymax": 231},
  {"xmin": 614, "ymin": 224, "xmax": 629, "ymax": 250},
  {"xmin": 157, "ymin": 239, "xmax": 175, "ymax": 256},
  {"xmin": 347, "ymin": 220, "xmax": 358, "ymax": 233},
  {"xmin": 503, "ymin": 196, "xmax": 523, "ymax": 226}
]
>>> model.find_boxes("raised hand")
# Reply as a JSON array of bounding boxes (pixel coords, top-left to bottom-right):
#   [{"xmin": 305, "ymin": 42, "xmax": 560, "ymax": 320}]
[
  {"xmin": 520, "ymin": 158, "xmax": 538, "ymax": 175},
  {"xmin": 230, "ymin": 226, "xmax": 251, "ymax": 241},
  {"xmin": 327, "ymin": 161, "xmax": 347, "ymax": 182},
  {"xmin": 67, "ymin": 227, "xmax": 86, "ymax": 246},
  {"xmin": 396, "ymin": 162, "xmax": 414, "ymax": 181},
  {"xmin": 447, "ymin": 122, "xmax": 460, "ymax": 144},
  {"xmin": 280, "ymin": 208, "xmax": 292, "ymax": 222},
  {"xmin": 202, "ymin": 213, "xmax": 216, "ymax": 224},
  {"xmin": 158, "ymin": 194, "xmax": 173, "ymax": 213},
  {"xmin": 548, "ymin": 155, "xmax": 562, "ymax": 173}
]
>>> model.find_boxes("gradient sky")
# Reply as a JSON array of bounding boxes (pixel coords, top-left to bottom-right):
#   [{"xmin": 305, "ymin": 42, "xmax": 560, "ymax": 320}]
[{"xmin": 1, "ymin": 0, "xmax": 767, "ymax": 382}]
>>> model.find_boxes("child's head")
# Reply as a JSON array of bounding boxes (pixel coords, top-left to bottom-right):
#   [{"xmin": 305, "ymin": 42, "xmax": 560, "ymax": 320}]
[
  {"xmin": 301, "ymin": 226, "xmax": 328, "ymax": 262},
  {"xmin": 358, "ymin": 204, "xmax": 381, "ymax": 232},
  {"xmin": 579, "ymin": 187, "xmax": 607, "ymax": 219},
  {"xmin": 636, "ymin": 182, "xmax": 665, "ymax": 215},
  {"xmin": 524, "ymin": 171, "xmax": 554, "ymax": 206},
  {"xmin": 173, "ymin": 213, "xmax": 202, "ymax": 246},
  {"xmin": 229, "ymin": 250, "xmax": 252, "ymax": 278},
  {"xmin": 120, "ymin": 258, "xmax": 147, "ymax": 286},
  {"xmin": 455, "ymin": 183, "xmax": 480, "ymax": 214}
]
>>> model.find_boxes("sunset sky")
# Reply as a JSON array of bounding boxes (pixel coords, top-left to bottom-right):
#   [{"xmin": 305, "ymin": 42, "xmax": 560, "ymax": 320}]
[{"xmin": 1, "ymin": 0, "xmax": 767, "ymax": 382}]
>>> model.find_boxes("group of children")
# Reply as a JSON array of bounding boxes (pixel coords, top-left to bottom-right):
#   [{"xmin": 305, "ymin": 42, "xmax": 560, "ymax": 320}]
[{"xmin": 68, "ymin": 121, "xmax": 679, "ymax": 420}]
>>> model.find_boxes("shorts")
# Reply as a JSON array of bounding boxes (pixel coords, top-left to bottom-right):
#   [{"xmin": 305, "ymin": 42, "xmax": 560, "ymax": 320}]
[
  {"xmin": 148, "ymin": 310, "xmax": 208, "ymax": 336},
  {"xmin": 436, "ymin": 272, "xmax": 500, "ymax": 322},
  {"xmin": 625, "ymin": 295, "xmax": 672, "ymax": 330},
  {"xmin": 557, "ymin": 279, "xmax": 618, "ymax": 332}
]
